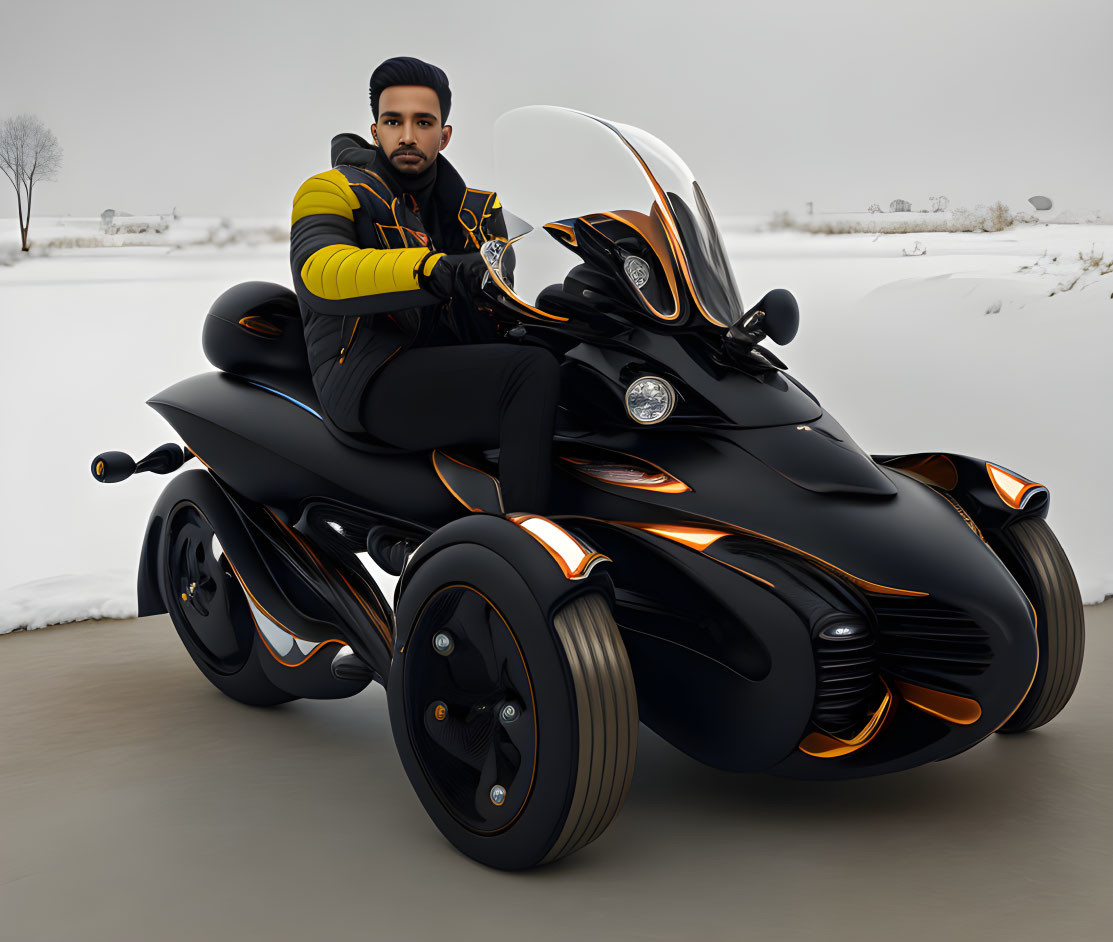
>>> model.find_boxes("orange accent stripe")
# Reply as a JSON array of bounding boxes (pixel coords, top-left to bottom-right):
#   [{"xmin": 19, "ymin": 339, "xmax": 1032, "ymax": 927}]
[
  {"xmin": 505, "ymin": 513, "xmax": 610, "ymax": 580},
  {"xmin": 338, "ymin": 316, "xmax": 361, "ymax": 364},
  {"xmin": 615, "ymin": 522, "xmax": 774, "ymax": 588},
  {"xmin": 560, "ymin": 457, "xmax": 690, "ymax": 494},
  {"xmin": 431, "ymin": 451, "xmax": 480, "ymax": 512},
  {"xmin": 543, "ymin": 222, "xmax": 578, "ymax": 245},
  {"xmin": 437, "ymin": 451, "xmax": 504, "ymax": 508},
  {"xmin": 894, "ymin": 681, "xmax": 982, "ymax": 725},
  {"xmin": 265, "ymin": 508, "xmax": 391, "ymax": 648},
  {"xmin": 349, "ymin": 180, "xmax": 394, "ymax": 211},
  {"xmin": 484, "ymin": 237, "xmax": 570, "ymax": 323},
  {"xmin": 610, "ymin": 130, "xmax": 730, "ymax": 329},
  {"xmin": 593, "ymin": 211, "xmax": 681, "ymax": 321},
  {"xmin": 799, "ymin": 680, "xmax": 893, "ymax": 757},
  {"xmin": 223, "ymin": 551, "xmax": 344, "ymax": 666},
  {"xmin": 985, "ymin": 462, "xmax": 1045, "ymax": 510},
  {"xmin": 623, "ymin": 522, "xmax": 728, "ymax": 550},
  {"xmin": 238, "ymin": 315, "xmax": 282, "ymax": 337},
  {"xmin": 611, "ymin": 517, "xmax": 927, "ymax": 597},
  {"xmin": 559, "ymin": 446, "xmax": 691, "ymax": 494}
]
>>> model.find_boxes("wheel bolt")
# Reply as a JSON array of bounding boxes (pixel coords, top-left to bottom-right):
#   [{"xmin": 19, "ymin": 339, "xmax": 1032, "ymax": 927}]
[
  {"xmin": 432, "ymin": 631, "xmax": 454, "ymax": 655},
  {"xmin": 490, "ymin": 785, "xmax": 507, "ymax": 806},
  {"xmin": 499, "ymin": 702, "xmax": 520, "ymax": 724}
]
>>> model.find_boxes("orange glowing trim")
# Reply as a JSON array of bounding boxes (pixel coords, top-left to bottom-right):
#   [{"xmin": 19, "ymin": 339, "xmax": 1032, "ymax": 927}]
[
  {"xmin": 895, "ymin": 681, "xmax": 982, "ymax": 725},
  {"xmin": 560, "ymin": 456, "xmax": 691, "ymax": 494},
  {"xmin": 799, "ymin": 680, "xmax": 893, "ymax": 758},
  {"xmin": 431, "ymin": 450, "xmax": 504, "ymax": 514},
  {"xmin": 482, "ymin": 237, "xmax": 570, "ymax": 323},
  {"xmin": 609, "ymin": 131, "xmax": 730, "ymax": 329},
  {"xmin": 223, "ymin": 554, "xmax": 345, "ymax": 667},
  {"xmin": 543, "ymin": 222, "xmax": 578, "ymax": 246},
  {"xmin": 985, "ymin": 463, "xmax": 1044, "ymax": 510},
  {"xmin": 622, "ymin": 522, "xmax": 729, "ymax": 550},
  {"xmin": 587, "ymin": 212, "xmax": 681, "ymax": 321},
  {"xmin": 613, "ymin": 516, "xmax": 927, "ymax": 597},
  {"xmin": 506, "ymin": 514, "xmax": 610, "ymax": 579},
  {"xmin": 186, "ymin": 446, "xmax": 214, "ymax": 472},
  {"xmin": 238, "ymin": 315, "xmax": 282, "ymax": 337},
  {"xmin": 619, "ymin": 521, "xmax": 774, "ymax": 586}
]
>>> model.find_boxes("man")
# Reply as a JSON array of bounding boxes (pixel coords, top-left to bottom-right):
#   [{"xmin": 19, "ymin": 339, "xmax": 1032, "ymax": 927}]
[{"xmin": 289, "ymin": 56, "xmax": 560, "ymax": 514}]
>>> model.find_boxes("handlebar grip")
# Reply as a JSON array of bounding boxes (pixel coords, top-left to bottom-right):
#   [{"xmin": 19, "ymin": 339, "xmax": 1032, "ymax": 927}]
[{"xmin": 91, "ymin": 451, "xmax": 136, "ymax": 483}]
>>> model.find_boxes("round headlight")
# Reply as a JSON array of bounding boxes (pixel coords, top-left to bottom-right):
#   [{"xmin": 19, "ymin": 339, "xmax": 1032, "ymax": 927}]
[{"xmin": 625, "ymin": 376, "xmax": 675, "ymax": 424}]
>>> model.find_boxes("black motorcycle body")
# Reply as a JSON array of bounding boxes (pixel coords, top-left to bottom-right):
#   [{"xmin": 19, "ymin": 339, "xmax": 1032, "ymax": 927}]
[{"xmin": 97, "ymin": 106, "xmax": 1083, "ymax": 868}]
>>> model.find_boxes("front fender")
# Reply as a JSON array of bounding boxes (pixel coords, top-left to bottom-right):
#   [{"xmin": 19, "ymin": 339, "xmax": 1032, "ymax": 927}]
[
  {"xmin": 394, "ymin": 513, "xmax": 614, "ymax": 649},
  {"xmin": 873, "ymin": 452, "xmax": 1050, "ymax": 536}
]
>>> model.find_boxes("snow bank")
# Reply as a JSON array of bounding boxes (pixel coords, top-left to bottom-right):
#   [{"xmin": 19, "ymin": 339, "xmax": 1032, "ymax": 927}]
[
  {"xmin": 0, "ymin": 215, "xmax": 287, "ymax": 258},
  {"xmin": 0, "ymin": 223, "xmax": 1109, "ymax": 634}
]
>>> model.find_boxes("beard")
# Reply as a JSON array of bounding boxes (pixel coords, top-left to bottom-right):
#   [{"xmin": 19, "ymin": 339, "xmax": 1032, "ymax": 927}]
[{"xmin": 390, "ymin": 147, "xmax": 431, "ymax": 174}]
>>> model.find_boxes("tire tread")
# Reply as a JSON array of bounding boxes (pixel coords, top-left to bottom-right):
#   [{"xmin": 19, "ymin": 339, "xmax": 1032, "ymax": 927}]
[{"xmin": 542, "ymin": 592, "xmax": 638, "ymax": 863}]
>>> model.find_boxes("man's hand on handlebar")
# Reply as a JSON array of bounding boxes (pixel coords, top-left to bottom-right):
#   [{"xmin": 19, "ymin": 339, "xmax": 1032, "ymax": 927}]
[{"xmin": 418, "ymin": 252, "xmax": 490, "ymax": 301}]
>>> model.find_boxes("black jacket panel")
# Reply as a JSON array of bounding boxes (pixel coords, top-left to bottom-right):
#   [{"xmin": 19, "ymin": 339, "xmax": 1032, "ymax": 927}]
[{"xmin": 290, "ymin": 143, "xmax": 505, "ymax": 434}]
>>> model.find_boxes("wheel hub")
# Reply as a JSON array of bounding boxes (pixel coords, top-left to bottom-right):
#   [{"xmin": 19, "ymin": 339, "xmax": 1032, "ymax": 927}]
[{"xmin": 404, "ymin": 585, "xmax": 538, "ymax": 833}]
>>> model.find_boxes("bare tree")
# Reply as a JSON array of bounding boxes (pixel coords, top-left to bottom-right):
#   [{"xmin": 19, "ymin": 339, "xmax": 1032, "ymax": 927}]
[{"xmin": 0, "ymin": 114, "xmax": 63, "ymax": 252}]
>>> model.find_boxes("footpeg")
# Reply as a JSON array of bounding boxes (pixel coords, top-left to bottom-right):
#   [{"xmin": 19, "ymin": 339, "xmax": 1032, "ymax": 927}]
[{"xmin": 331, "ymin": 645, "xmax": 375, "ymax": 683}]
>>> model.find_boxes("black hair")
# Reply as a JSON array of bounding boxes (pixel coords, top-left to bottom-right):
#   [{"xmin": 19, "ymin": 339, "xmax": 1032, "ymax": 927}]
[{"xmin": 369, "ymin": 56, "xmax": 451, "ymax": 125}]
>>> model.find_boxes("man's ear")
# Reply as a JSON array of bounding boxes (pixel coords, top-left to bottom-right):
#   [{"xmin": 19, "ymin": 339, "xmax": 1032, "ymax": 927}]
[
  {"xmin": 440, "ymin": 124, "xmax": 452, "ymax": 151},
  {"xmin": 370, "ymin": 122, "xmax": 379, "ymax": 145}
]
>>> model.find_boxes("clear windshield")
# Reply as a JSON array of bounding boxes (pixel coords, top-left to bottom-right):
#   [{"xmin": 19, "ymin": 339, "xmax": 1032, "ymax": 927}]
[{"xmin": 490, "ymin": 106, "xmax": 743, "ymax": 329}]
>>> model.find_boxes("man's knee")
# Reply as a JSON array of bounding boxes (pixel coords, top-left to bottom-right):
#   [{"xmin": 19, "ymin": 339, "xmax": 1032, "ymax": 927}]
[{"xmin": 514, "ymin": 346, "xmax": 560, "ymax": 386}]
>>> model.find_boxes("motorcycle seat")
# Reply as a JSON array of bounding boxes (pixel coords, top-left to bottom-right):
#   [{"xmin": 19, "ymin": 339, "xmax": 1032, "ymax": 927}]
[{"xmin": 200, "ymin": 281, "xmax": 415, "ymax": 455}]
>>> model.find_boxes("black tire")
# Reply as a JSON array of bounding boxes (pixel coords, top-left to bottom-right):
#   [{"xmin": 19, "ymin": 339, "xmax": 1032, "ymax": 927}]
[
  {"xmin": 991, "ymin": 517, "xmax": 1085, "ymax": 733},
  {"xmin": 158, "ymin": 495, "xmax": 296, "ymax": 708},
  {"xmin": 388, "ymin": 544, "xmax": 637, "ymax": 870}
]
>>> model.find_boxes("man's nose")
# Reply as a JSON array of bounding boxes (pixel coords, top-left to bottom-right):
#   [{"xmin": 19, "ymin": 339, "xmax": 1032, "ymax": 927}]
[{"xmin": 400, "ymin": 121, "xmax": 417, "ymax": 143}]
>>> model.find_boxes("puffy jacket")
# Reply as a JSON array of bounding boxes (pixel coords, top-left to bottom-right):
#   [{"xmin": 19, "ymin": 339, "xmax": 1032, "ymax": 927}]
[{"xmin": 289, "ymin": 134, "xmax": 506, "ymax": 433}]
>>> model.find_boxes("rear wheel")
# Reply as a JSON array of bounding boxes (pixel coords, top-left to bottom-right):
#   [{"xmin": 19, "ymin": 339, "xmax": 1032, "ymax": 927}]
[
  {"xmin": 991, "ymin": 517, "xmax": 1085, "ymax": 733},
  {"xmin": 159, "ymin": 496, "xmax": 295, "ymax": 707},
  {"xmin": 389, "ymin": 544, "xmax": 637, "ymax": 870}
]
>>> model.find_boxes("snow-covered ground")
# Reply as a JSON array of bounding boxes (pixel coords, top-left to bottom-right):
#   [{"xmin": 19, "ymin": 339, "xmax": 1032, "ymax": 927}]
[{"xmin": 0, "ymin": 218, "xmax": 1109, "ymax": 633}]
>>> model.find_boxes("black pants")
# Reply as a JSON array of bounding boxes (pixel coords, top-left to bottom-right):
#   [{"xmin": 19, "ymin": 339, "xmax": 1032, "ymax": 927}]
[{"xmin": 358, "ymin": 343, "xmax": 561, "ymax": 513}]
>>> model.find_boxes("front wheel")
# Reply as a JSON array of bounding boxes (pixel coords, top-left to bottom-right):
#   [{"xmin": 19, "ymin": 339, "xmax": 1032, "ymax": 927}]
[
  {"xmin": 389, "ymin": 543, "xmax": 637, "ymax": 870},
  {"xmin": 991, "ymin": 517, "xmax": 1085, "ymax": 733}
]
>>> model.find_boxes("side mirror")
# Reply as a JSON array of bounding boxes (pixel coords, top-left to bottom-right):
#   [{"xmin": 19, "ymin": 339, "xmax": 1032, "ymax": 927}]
[{"xmin": 729, "ymin": 289, "xmax": 800, "ymax": 346}]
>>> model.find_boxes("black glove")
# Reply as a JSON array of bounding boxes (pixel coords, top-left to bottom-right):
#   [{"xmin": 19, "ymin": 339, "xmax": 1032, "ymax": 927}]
[{"xmin": 417, "ymin": 252, "xmax": 489, "ymax": 301}]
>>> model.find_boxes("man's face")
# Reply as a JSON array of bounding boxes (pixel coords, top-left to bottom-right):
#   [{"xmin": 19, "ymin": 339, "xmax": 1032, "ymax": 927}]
[{"xmin": 372, "ymin": 85, "xmax": 452, "ymax": 175}]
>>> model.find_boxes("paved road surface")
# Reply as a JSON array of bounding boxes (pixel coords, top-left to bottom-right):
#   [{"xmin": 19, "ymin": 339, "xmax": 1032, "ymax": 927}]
[{"xmin": 2, "ymin": 604, "xmax": 1111, "ymax": 941}]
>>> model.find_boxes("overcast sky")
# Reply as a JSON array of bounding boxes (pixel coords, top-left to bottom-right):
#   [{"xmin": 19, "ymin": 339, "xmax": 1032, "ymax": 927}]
[{"xmin": 3, "ymin": 0, "xmax": 1110, "ymax": 220}]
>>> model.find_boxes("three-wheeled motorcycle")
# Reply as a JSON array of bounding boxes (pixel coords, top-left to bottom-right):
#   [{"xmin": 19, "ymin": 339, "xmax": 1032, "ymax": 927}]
[{"xmin": 92, "ymin": 106, "xmax": 1084, "ymax": 870}]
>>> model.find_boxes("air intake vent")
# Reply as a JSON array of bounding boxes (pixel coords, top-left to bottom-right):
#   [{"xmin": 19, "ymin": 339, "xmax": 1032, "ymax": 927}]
[
  {"xmin": 811, "ymin": 619, "xmax": 880, "ymax": 738},
  {"xmin": 872, "ymin": 598, "xmax": 992, "ymax": 690}
]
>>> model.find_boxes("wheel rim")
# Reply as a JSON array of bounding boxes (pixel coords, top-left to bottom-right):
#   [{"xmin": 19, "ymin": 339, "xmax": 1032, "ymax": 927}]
[
  {"xmin": 403, "ymin": 584, "xmax": 538, "ymax": 834},
  {"xmin": 165, "ymin": 502, "xmax": 253, "ymax": 674}
]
